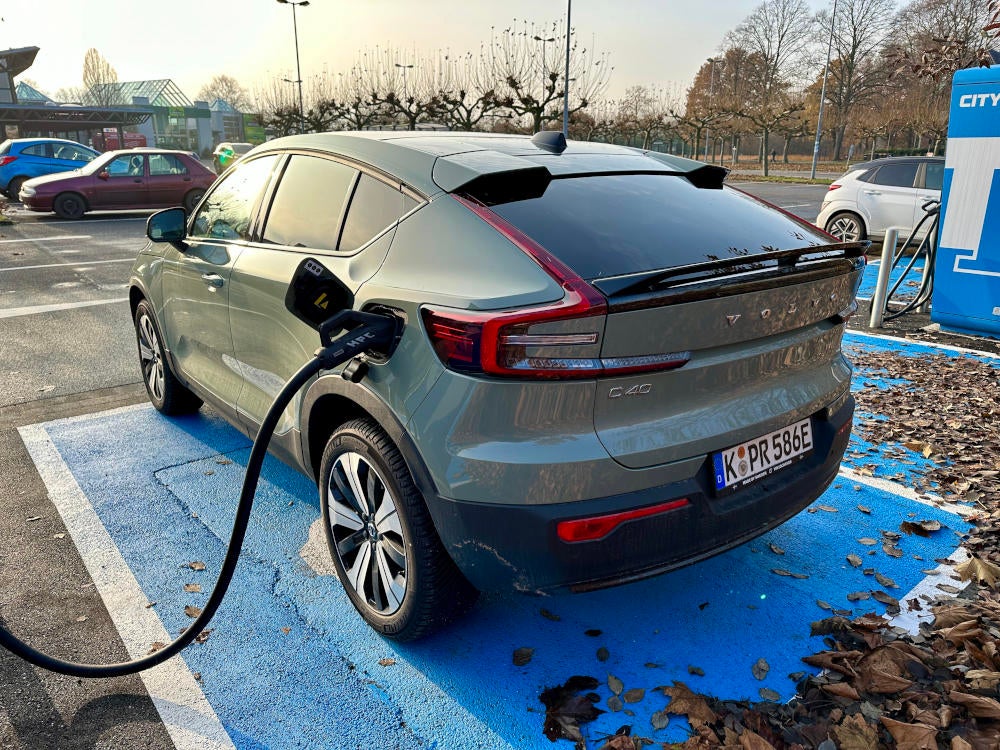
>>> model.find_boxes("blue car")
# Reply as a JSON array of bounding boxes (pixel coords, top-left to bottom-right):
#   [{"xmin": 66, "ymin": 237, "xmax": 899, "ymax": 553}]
[{"xmin": 0, "ymin": 138, "xmax": 99, "ymax": 199}]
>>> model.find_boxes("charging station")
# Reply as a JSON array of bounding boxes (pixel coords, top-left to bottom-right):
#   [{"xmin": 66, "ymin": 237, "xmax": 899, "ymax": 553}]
[{"xmin": 931, "ymin": 66, "xmax": 1000, "ymax": 337}]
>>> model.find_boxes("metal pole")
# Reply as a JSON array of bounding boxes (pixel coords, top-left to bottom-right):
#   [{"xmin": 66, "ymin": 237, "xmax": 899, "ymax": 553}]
[
  {"xmin": 562, "ymin": 0, "xmax": 571, "ymax": 138},
  {"xmin": 292, "ymin": 4, "xmax": 305, "ymax": 134},
  {"xmin": 810, "ymin": 0, "xmax": 838, "ymax": 180},
  {"xmin": 704, "ymin": 59, "xmax": 716, "ymax": 162},
  {"xmin": 869, "ymin": 226, "xmax": 900, "ymax": 328}
]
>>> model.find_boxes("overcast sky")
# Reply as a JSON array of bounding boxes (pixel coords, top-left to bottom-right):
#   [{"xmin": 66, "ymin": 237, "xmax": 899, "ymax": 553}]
[{"xmin": 7, "ymin": 0, "xmax": 829, "ymax": 102}]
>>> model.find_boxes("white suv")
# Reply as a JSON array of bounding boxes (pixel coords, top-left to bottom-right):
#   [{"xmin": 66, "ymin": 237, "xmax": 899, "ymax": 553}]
[{"xmin": 816, "ymin": 157, "xmax": 943, "ymax": 241}]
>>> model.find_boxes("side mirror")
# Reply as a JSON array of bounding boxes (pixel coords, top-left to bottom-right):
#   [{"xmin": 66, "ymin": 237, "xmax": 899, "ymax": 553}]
[
  {"xmin": 146, "ymin": 207, "xmax": 188, "ymax": 246},
  {"xmin": 98, "ymin": 171, "xmax": 109, "ymax": 180}
]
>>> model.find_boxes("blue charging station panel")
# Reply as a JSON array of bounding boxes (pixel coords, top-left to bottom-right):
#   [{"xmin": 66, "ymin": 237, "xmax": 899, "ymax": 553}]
[{"xmin": 932, "ymin": 66, "xmax": 1000, "ymax": 336}]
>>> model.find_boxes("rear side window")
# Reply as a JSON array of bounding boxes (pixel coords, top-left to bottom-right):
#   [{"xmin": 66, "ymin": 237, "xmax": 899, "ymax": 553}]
[
  {"xmin": 191, "ymin": 155, "xmax": 279, "ymax": 241},
  {"xmin": 923, "ymin": 162, "xmax": 944, "ymax": 191},
  {"xmin": 338, "ymin": 174, "xmax": 412, "ymax": 253},
  {"xmin": 871, "ymin": 163, "xmax": 918, "ymax": 188},
  {"xmin": 263, "ymin": 155, "xmax": 357, "ymax": 251},
  {"xmin": 149, "ymin": 154, "xmax": 188, "ymax": 176},
  {"xmin": 21, "ymin": 144, "xmax": 50, "ymax": 157},
  {"xmin": 488, "ymin": 174, "xmax": 832, "ymax": 280}
]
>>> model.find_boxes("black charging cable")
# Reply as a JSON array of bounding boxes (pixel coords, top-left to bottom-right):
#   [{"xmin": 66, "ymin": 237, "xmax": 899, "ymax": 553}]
[{"xmin": 0, "ymin": 311, "xmax": 396, "ymax": 678}]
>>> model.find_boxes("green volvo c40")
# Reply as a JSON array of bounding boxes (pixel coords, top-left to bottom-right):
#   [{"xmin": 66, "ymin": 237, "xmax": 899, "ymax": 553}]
[{"xmin": 129, "ymin": 131, "xmax": 865, "ymax": 640}]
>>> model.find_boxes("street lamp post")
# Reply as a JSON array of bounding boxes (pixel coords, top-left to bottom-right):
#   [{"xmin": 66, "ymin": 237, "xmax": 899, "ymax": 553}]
[
  {"xmin": 704, "ymin": 57, "xmax": 718, "ymax": 162},
  {"xmin": 562, "ymin": 0, "xmax": 571, "ymax": 138},
  {"xmin": 810, "ymin": 0, "xmax": 839, "ymax": 180},
  {"xmin": 394, "ymin": 62, "xmax": 414, "ymax": 101},
  {"xmin": 276, "ymin": 0, "xmax": 309, "ymax": 134},
  {"xmin": 533, "ymin": 34, "xmax": 556, "ymax": 102}
]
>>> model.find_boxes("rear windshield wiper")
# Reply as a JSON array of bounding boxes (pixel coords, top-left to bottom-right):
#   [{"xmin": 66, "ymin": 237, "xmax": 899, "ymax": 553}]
[{"xmin": 593, "ymin": 242, "xmax": 868, "ymax": 298}]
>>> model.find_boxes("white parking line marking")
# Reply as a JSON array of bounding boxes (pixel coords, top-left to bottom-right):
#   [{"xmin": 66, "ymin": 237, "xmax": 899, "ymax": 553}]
[
  {"xmin": 891, "ymin": 547, "xmax": 970, "ymax": 633},
  {"xmin": 779, "ymin": 203, "xmax": 813, "ymax": 209},
  {"xmin": 847, "ymin": 329, "xmax": 1000, "ymax": 360},
  {"xmin": 0, "ymin": 258, "xmax": 134, "ymax": 272},
  {"xmin": 838, "ymin": 467, "xmax": 975, "ymax": 517},
  {"xmin": 0, "ymin": 297, "xmax": 128, "ymax": 319},
  {"xmin": 18, "ymin": 419, "xmax": 236, "ymax": 750},
  {"xmin": 0, "ymin": 235, "xmax": 91, "ymax": 244}
]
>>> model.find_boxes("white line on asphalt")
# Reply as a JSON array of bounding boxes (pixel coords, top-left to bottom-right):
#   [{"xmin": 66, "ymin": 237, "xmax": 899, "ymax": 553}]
[
  {"xmin": 18, "ymin": 418, "xmax": 237, "ymax": 750},
  {"xmin": 0, "ymin": 234, "xmax": 91, "ymax": 244},
  {"xmin": 891, "ymin": 546, "xmax": 970, "ymax": 634},
  {"xmin": 0, "ymin": 258, "xmax": 135, "ymax": 272},
  {"xmin": 779, "ymin": 203, "xmax": 813, "ymax": 209},
  {"xmin": 0, "ymin": 297, "xmax": 128, "ymax": 319},
  {"xmin": 846, "ymin": 329, "xmax": 1000, "ymax": 360},
  {"xmin": 19, "ymin": 218, "xmax": 148, "ymax": 225}
]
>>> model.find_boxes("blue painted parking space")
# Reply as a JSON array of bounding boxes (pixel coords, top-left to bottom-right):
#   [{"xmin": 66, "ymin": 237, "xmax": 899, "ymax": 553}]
[
  {"xmin": 856, "ymin": 256, "xmax": 925, "ymax": 302},
  {"xmin": 21, "ymin": 330, "xmax": 991, "ymax": 750}
]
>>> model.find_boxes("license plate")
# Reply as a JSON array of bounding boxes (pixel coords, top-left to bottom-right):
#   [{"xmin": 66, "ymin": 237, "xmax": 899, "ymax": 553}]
[{"xmin": 712, "ymin": 418, "xmax": 813, "ymax": 495}]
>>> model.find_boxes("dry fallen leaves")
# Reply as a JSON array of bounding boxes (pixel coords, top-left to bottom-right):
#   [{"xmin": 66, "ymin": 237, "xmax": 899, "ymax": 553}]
[
  {"xmin": 183, "ymin": 605, "xmax": 202, "ymax": 618},
  {"xmin": 512, "ymin": 647, "xmax": 534, "ymax": 667},
  {"xmin": 955, "ymin": 556, "xmax": 1000, "ymax": 587}
]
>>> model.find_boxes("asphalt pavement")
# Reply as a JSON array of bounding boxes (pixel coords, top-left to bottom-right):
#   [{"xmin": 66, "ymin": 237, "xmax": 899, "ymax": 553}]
[{"xmin": 0, "ymin": 184, "xmax": 881, "ymax": 750}]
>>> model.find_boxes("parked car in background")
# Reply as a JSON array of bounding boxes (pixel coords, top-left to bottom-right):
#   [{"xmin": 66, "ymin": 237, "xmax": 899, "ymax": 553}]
[
  {"xmin": 816, "ymin": 156, "xmax": 944, "ymax": 241},
  {"xmin": 130, "ymin": 132, "xmax": 864, "ymax": 640},
  {"xmin": 212, "ymin": 142, "xmax": 253, "ymax": 174},
  {"xmin": 20, "ymin": 148, "xmax": 216, "ymax": 219},
  {"xmin": 0, "ymin": 137, "xmax": 99, "ymax": 199}
]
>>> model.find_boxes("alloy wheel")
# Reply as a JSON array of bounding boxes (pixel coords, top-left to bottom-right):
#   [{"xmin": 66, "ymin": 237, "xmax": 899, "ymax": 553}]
[
  {"xmin": 137, "ymin": 313, "xmax": 165, "ymax": 403},
  {"xmin": 327, "ymin": 451, "xmax": 407, "ymax": 614},
  {"xmin": 827, "ymin": 214, "xmax": 863, "ymax": 242}
]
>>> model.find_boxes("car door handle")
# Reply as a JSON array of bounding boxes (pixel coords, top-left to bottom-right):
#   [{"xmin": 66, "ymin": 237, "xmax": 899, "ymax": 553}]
[
  {"xmin": 201, "ymin": 273, "xmax": 224, "ymax": 288},
  {"xmin": 183, "ymin": 177, "xmax": 192, "ymax": 182},
  {"xmin": 133, "ymin": 178, "xmax": 143, "ymax": 183},
  {"xmin": 862, "ymin": 190, "xmax": 881, "ymax": 195},
  {"xmin": 919, "ymin": 195, "xmax": 937, "ymax": 200}
]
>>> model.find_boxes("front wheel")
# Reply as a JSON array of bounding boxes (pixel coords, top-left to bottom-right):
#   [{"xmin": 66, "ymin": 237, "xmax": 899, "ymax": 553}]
[
  {"xmin": 825, "ymin": 212, "xmax": 867, "ymax": 242},
  {"xmin": 53, "ymin": 193, "xmax": 86, "ymax": 220},
  {"xmin": 319, "ymin": 418, "xmax": 477, "ymax": 641},
  {"xmin": 7, "ymin": 176, "xmax": 26, "ymax": 200},
  {"xmin": 133, "ymin": 299, "xmax": 202, "ymax": 415}
]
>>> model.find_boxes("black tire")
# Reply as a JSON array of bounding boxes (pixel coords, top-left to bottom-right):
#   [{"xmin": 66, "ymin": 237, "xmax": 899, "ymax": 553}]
[
  {"xmin": 825, "ymin": 211, "xmax": 867, "ymax": 242},
  {"xmin": 7, "ymin": 176, "xmax": 26, "ymax": 201},
  {"xmin": 53, "ymin": 192, "xmax": 86, "ymax": 220},
  {"xmin": 183, "ymin": 189, "xmax": 205, "ymax": 214},
  {"xmin": 133, "ymin": 299, "xmax": 202, "ymax": 415},
  {"xmin": 319, "ymin": 418, "xmax": 477, "ymax": 641}
]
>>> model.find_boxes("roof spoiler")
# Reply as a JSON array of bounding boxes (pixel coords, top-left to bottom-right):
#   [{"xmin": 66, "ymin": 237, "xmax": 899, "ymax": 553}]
[{"xmin": 641, "ymin": 151, "xmax": 729, "ymax": 190}]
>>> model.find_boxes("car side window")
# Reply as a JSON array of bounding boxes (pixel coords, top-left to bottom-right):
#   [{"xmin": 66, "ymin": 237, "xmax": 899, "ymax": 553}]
[
  {"xmin": 338, "ymin": 173, "xmax": 414, "ymax": 253},
  {"xmin": 22, "ymin": 144, "xmax": 50, "ymax": 157},
  {"xmin": 870, "ymin": 163, "xmax": 918, "ymax": 188},
  {"xmin": 53, "ymin": 144, "xmax": 93, "ymax": 161},
  {"xmin": 923, "ymin": 162, "xmax": 944, "ymax": 192},
  {"xmin": 262, "ymin": 155, "xmax": 358, "ymax": 251},
  {"xmin": 190, "ymin": 155, "xmax": 279, "ymax": 242},
  {"xmin": 106, "ymin": 154, "xmax": 145, "ymax": 177},
  {"xmin": 149, "ymin": 154, "xmax": 188, "ymax": 176}
]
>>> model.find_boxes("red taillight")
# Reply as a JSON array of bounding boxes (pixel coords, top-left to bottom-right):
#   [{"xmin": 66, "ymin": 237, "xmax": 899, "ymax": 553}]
[
  {"xmin": 556, "ymin": 499, "xmax": 691, "ymax": 542},
  {"xmin": 827, "ymin": 183, "xmax": 842, "ymax": 191},
  {"xmin": 422, "ymin": 195, "xmax": 691, "ymax": 379},
  {"xmin": 0, "ymin": 156, "xmax": 17, "ymax": 167}
]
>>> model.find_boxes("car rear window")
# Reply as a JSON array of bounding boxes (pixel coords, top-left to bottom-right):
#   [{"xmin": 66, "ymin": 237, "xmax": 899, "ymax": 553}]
[{"xmin": 487, "ymin": 173, "xmax": 831, "ymax": 281}]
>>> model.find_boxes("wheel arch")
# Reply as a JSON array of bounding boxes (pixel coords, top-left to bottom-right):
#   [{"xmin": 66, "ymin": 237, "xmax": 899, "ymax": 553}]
[
  {"xmin": 300, "ymin": 377, "xmax": 438, "ymax": 499},
  {"xmin": 54, "ymin": 190, "xmax": 90, "ymax": 210}
]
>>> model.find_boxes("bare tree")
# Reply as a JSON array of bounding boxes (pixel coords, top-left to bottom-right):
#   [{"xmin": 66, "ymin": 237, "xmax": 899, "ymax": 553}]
[
  {"xmin": 892, "ymin": 0, "xmax": 999, "ymax": 77},
  {"xmin": 486, "ymin": 18, "xmax": 611, "ymax": 133},
  {"xmin": 82, "ymin": 49, "xmax": 123, "ymax": 106},
  {"xmin": 54, "ymin": 86, "xmax": 88, "ymax": 104},
  {"xmin": 726, "ymin": 0, "xmax": 815, "ymax": 174},
  {"xmin": 197, "ymin": 74, "xmax": 252, "ymax": 111},
  {"xmin": 434, "ymin": 50, "xmax": 506, "ymax": 131},
  {"xmin": 813, "ymin": 0, "xmax": 897, "ymax": 159}
]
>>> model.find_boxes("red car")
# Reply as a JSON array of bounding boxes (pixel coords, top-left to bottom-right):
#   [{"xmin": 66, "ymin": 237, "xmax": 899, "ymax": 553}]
[{"xmin": 19, "ymin": 148, "xmax": 216, "ymax": 219}]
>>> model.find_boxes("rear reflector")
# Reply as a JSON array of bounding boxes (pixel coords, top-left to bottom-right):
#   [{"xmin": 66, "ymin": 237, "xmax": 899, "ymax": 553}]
[
  {"xmin": 556, "ymin": 499, "xmax": 690, "ymax": 543},
  {"xmin": 0, "ymin": 156, "xmax": 17, "ymax": 167}
]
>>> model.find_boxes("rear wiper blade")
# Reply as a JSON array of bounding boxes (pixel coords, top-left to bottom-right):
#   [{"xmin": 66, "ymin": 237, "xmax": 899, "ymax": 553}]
[{"xmin": 593, "ymin": 242, "xmax": 868, "ymax": 298}]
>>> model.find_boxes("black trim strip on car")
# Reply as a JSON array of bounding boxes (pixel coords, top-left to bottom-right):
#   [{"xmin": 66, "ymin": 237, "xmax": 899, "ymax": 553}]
[{"xmin": 592, "ymin": 242, "xmax": 868, "ymax": 300}]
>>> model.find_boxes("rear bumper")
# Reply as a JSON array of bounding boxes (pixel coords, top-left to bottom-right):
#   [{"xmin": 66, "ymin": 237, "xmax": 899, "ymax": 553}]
[{"xmin": 423, "ymin": 396, "xmax": 854, "ymax": 593}]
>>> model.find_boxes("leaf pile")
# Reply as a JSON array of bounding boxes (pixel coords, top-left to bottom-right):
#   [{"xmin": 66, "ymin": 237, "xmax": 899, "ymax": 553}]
[{"xmin": 848, "ymin": 350, "xmax": 1000, "ymax": 509}]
